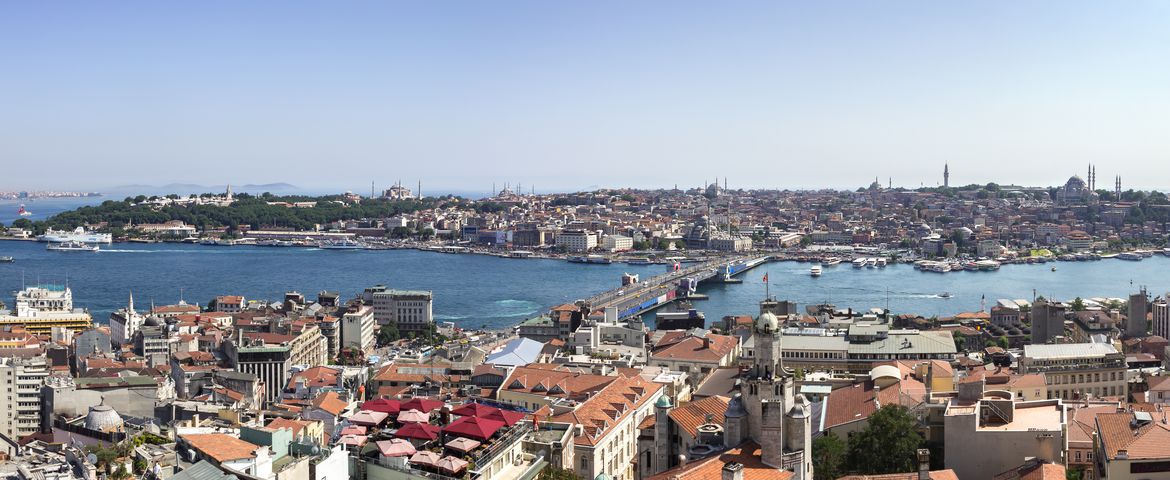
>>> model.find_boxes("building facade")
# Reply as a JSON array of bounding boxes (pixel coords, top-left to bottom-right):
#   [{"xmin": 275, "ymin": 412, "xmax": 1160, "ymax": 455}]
[
  {"xmin": 341, "ymin": 305, "xmax": 375, "ymax": 354},
  {"xmin": 0, "ymin": 356, "xmax": 49, "ymax": 441},
  {"xmin": 1019, "ymin": 343, "xmax": 1127, "ymax": 400}
]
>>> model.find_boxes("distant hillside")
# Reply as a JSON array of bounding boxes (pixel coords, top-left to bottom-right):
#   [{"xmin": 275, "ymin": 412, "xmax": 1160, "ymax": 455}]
[{"xmin": 106, "ymin": 183, "xmax": 301, "ymax": 196}]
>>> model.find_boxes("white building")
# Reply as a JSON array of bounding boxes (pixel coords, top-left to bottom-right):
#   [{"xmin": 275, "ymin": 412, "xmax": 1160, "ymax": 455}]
[
  {"xmin": 342, "ymin": 305, "xmax": 375, "ymax": 354},
  {"xmin": 0, "ymin": 285, "xmax": 93, "ymax": 334},
  {"xmin": 109, "ymin": 292, "xmax": 146, "ymax": 346},
  {"xmin": 556, "ymin": 229, "xmax": 596, "ymax": 252},
  {"xmin": 601, "ymin": 234, "xmax": 633, "ymax": 252},
  {"xmin": 0, "ymin": 356, "xmax": 49, "ymax": 442},
  {"xmin": 1153, "ymin": 295, "xmax": 1170, "ymax": 339},
  {"xmin": 366, "ymin": 287, "xmax": 433, "ymax": 334}
]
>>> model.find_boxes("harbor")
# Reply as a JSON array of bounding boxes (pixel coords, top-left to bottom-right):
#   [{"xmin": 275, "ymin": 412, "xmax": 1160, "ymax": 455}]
[{"xmin": 3, "ymin": 239, "xmax": 1170, "ymax": 330}]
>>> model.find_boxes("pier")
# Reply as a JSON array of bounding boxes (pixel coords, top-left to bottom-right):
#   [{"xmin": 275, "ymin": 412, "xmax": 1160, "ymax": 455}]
[{"xmin": 580, "ymin": 254, "xmax": 771, "ymax": 320}]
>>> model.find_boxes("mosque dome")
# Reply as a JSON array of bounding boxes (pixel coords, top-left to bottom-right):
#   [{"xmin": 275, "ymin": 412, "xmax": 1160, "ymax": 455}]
[
  {"xmin": 655, "ymin": 395, "xmax": 673, "ymax": 409},
  {"xmin": 84, "ymin": 400, "xmax": 124, "ymax": 433},
  {"xmin": 595, "ymin": 474, "xmax": 612, "ymax": 480},
  {"xmin": 1065, "ymin": 175, "xmax": 1087, "ymax": 191}
]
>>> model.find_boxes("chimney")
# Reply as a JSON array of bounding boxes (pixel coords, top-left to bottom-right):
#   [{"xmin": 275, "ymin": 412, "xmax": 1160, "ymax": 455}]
[
  {"xmin": 703, "ymin": 336, "xmax": 711, "ymax": 349},
  {"xmin": 722, "ymin": 462, "xmax": 744, "ymax": 480},
  {"xmin": 917, "ymin": 449, "xmax": 931, "ymax": 480}
]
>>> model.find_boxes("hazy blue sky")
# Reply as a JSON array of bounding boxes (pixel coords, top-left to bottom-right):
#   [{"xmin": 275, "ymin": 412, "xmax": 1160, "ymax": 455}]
[{"xmin": 2, "ymin": 1, "xmax": 1168, "ymax": 193}]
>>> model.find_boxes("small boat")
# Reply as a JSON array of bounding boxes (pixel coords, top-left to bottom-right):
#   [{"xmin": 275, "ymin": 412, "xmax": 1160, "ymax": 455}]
[
  {"xmin": 938, "ymin": 292, "xmax": 952, "ymax": 298},
  {"xmin": 46, "ymin": 240, "xmax": 99, "ymax": 252},
  {"xmin": 17, "ymin": 204, "xmax": 32, "ymax": 217},
  {"xmin": 0, "ymin": 256, "xmax": 13, "ymax": 263},
  {"xmin": 852, "ymin": 258, "xmax": 866, "ymax": 268},
  {"xmin": 875, "ymin": 258, "xmax": 887, "ymax": 267},
  {"xmin": 822, "ymin": 257, "xmax": 842, "ymax": 266},
  {"xmin": 1051, "ymin": 266, "xmax": 1057, "ymax": 272},
  {"xmin": 810, "ymin": 265, "xmax": 822, "ymax": 277}
]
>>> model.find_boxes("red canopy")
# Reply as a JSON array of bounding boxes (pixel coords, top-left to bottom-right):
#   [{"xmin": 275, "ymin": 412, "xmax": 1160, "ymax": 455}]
[
  {"xmin": 442, "ymin": 416, "xmax": 505, "ymax": 440},
  {"xmin": 401, "ymin": 397, "xmax": 444, "ymax": 413},
  {"xmin": 483, "ymin": 408, "xmax": 526, "ymax": 426},
  {"xmin": 450, "ymin": 402, "xmax": 500, "ymax": 418},
  {"xmin": 361, "ymin": 398, "xmax": 401, "ymax": 414},
  {"xmin": 395, "ymin": 422, "xmax": 441, "ymax": 441}
]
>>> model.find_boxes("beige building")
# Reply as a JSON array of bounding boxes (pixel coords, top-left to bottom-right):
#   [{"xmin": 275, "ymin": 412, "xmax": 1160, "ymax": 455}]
[
  {"xmin": 649, "ymin": 332, "xmax": 740, "ymax": 386},
  {"xmin": 0, "ymin": 286, "xmax": 94, "ymax": 335},
  {"xmin": 944, "ymin": 379, "xmax": 1067, "ymax": 480},
  {"xmin": 551, "ymin": 375, "xmax": 664, "ymax": 480},
  {"xmin": 1095, "ymin": 411, "xmax": 1170, "ymax": 480},
  {"xmin": 1020, "ymin": 343, "xmax": 1127, "ymax": 400},
  {"xmin": 289, "ymin": 323, "xmax": 328, "ymax": 367},
  {"xmin": 496, "ymin": 364, "xmax": 616, "ymax": 412}
]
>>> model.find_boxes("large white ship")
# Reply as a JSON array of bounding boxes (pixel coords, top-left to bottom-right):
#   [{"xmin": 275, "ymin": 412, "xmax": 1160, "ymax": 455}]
[{"xmin": 37, "ymin": 227, "xmax": 113, "ymax": 244}]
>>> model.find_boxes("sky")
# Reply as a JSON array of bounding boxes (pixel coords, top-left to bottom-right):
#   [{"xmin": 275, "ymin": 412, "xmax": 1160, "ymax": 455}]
[{"xmin": 1, "ymin": 1, "xmax": 1168, "ymax": 194}]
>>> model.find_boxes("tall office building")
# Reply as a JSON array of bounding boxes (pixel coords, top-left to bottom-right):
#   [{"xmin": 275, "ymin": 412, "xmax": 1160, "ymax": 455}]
[
  {"xmin": 1031, "ymin": 299, "xmax": 1067, "ymax": 345},
  {"xmin": 1153, "ymin": 295, "xmax": 1170, "ymax": 339},
  {"xmin": 1128, "ymin": 288, "xmax": 1149, "ymax": 338}
]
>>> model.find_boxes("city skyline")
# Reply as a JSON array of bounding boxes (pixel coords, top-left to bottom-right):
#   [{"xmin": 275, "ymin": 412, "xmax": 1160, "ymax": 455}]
[{"xmin": 2, "ymin": 1, "xmax": 1169, "ymax": 191}]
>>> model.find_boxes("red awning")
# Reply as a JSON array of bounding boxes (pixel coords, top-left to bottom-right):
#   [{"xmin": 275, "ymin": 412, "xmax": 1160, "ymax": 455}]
[
  {"xmin": 361, "ymin": 398, "xmax": 401, "ymax": 414},
  {"xmin": 395, "ymin": 422, "xmax": 441, "ymax": 441},
  {"xmin": 442, "ymin": 416, "xmax": 505, "ymax": 440},
  {"xmin": 401, "ymin": 397, "xmax": 444, "ymax": 413},
  {"xmin": 450, "ymin": 402, "xmax": 500, "ymax": 418},
  {"xmin": 482, "ymin": 408, "xmax": 526, "ymax": 426}
]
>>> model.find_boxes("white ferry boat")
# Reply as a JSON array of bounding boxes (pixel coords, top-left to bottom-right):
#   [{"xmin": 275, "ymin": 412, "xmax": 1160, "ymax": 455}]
[
  {"xmin": 822, "ymin": 257, "xmax": 842, "ymax": 266},
  {"xmin": 852, "ymin": 258, "xmax": 866, "ymax": 268},
  {"xmin": 865, "ymin": 257, "xmax": 877, "ymax": 268},
  {"xmin": 46, "ymin": 240, "xmax": 100, "ymax": 252},
  {"xmin": 875, "ymin": 258, "xmax": 887, "ymax": 267},
  {"xmin": 810, "ymin": 265, "xmax": 822, "ymax": 277},
  {"xmin": 38, "ymin": 227, "xmax": 112, "ymax": 244}
]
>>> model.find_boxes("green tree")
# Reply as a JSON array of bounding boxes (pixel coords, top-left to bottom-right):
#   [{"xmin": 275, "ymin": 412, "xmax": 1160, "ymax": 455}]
[
  {"xmin": 800, "ymin": 235, "xmax": 813, "ymax": 247},
  {"xmin": 1071, "ymin": 297, "xmax": 1086, "ymax": 311},
  {"xmin": 813, "ymin": 431, "xmax": 847, "ymax": 480},
  {"xmin": 996, "ymin": 336, "xmax": 1009, "ymax": 349},
  {"xmin": 537, "ymin": 466, "xmax": 583, "ymax": 480},
  {"xmin": 952, "ymin": 332, "xmax": 966, "ymax": 352},
  {"xmin": 377, "ymin": 323, "xmax": 400, "ymax": 346},
  {"xmin": 846, "ymin": 405, "xmax": 924, "ymax": 474}
]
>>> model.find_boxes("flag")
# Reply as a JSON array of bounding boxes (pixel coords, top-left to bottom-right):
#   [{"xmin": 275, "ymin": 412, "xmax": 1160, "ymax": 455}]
[{"xmin": 762, "ymin": 273, "xmax": 769, "ymax": 283}]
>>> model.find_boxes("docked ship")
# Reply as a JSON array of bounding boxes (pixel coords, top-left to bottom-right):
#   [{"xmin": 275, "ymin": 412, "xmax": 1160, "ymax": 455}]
[
  {"xmin": 852, "ymin": 258, "xmax": 866, "ymax": 268},
  {"xmin": 822, "ymin": 257, "xmax": 842, "ymax": 266},
  {"xmin": 318, "ymin": 238, "xmax": 365, "ymax": 250},
  {"xmin": 46, "ymin": 241, "xmax": 100, "ymax": 252},
  {"xmin": 17, "ymin": 204, "xmax": 32, "ymax": 217},
  {"xmin": 654, "ymin": 302, "xmax": 706, "ymax": 330},
  {"xmin": 38, "ymin": 227, "xmax": 112, "ymax": 244},
  {"xmin": 567, "ymin": 255, "xmax": 612, "ymax": 264}
]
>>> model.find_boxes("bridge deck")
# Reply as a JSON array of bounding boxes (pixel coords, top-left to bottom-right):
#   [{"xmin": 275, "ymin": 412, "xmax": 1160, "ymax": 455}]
[{"xmin": 580, "ymin": 254, "xmax": 769, "ymax": 320}]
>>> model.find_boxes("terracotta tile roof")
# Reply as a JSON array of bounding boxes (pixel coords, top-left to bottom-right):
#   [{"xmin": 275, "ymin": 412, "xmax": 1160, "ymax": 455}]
[
  {"xmin": 1096, "ymin": 412, "xmax": 1170, "ymax": 460},
  {"xmin": 992, "ymin": 461, "xmax": 1066, "ymax": 480},
  {"xmin": 182, "ymin": 433, "xmax": 261, "ymax": 463},
  {"xmin": 667, "ymin": 395, "xmax": 729, "ymax": 438},
  {"xmin": 500, "ymin": 365, "xmax": 616, "ymax": 400},
  {"xmin": 551, "ymin": 374, "xmax": 663, "ymax": 446},
  {"xmin": 267, "ymin": 417, "xmax": 310, "ymax": 438},
  {"xmin": 287, "ymin": 366, "xmax": 341, "ymax": 390},
  {"xmin": 650, "ymin": 334, "xmax": 737, "ymax": 363},
  {"xmin": 312, "ymin": 391, "xmax": 348, "ymax": 416},
  {"xmin": 839, "ymin": 472, "xmax": 959, "ymax": 480},
  {"xmin": 646, "ymin": 442, "xmax": 793, "ymax": 480},
  {"xmin": 825, "ymin": 381, "xmax": 920, "ymax": 430},
  {"xmin": 637, "ymin": 414, "xmax": 656, "ymax": 430}
]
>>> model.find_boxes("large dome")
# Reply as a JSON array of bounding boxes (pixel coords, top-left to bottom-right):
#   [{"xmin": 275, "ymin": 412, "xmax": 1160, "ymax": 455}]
[
  {"xmin": 756, "ymin": 312, "xmax": 779, "ymax": 333},
  {"xmin": 84, "ymin": 401, "xmax": 124, "ymax": 433},
  {"xmin": 1065, "ymin": 175, "xmax": 1086, "ymax": 190}
]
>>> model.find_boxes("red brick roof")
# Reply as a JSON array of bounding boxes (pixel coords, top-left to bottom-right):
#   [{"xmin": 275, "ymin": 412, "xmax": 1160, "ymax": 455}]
[
  {"xmin": 1096, "ymin": 412, "xmax": 1170, "ymax": 460},
  {"xmin": 312, "ymin": 391, "xmax": 348, "ymax": 416},
  {"xmin": 500, "ymin": 364, "xmax": 616, "ymax": 399},
  {"xmin": 551, "ymin": 375, "xmax": 662, "ymax": 446},
  {"xmin": 646, "ymin": 442, "xmax": 793, "ymax": 480},
  {"xmin": 667, "ymin": 395, "xmax": 729, "ymax": 438},
  {"xmin": 650, "ymin": 333, "xmax": 737, "ymax": 363}
]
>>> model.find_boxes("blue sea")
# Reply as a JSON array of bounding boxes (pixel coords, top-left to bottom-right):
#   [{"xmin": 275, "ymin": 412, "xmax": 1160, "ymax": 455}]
[{"xmin": 0, "ymin": 240, "xmax": 1168, "ymax": 329}]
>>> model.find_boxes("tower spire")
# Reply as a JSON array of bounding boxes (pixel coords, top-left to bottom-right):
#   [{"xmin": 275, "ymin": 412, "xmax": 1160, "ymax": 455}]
[{"xmin": 943, "ymin": 163, "xmax": 950, "ymax": 188}]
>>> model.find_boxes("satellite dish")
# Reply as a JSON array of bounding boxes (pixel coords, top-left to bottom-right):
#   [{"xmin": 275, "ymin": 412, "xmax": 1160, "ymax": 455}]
[
  {"xmin": 311, "ymin": 446, "xmax": 321, "ymax": 455},
  {"xmin": 86, "ymin": 453, "xmax": 98, "ymax": 464}
]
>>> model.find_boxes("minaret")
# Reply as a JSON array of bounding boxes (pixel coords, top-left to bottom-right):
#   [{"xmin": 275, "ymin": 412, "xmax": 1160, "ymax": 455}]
[
  {"xmin": 128, "ymin": 291, "xmax": 135, "ymax": 314},
  {"xmin": 1116, "ymin": 176, "xmax": 1122, "ymax": 199},
  {"xmin": 943, "ymin": 163, "xmax": 950, "ymax": 188}
]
